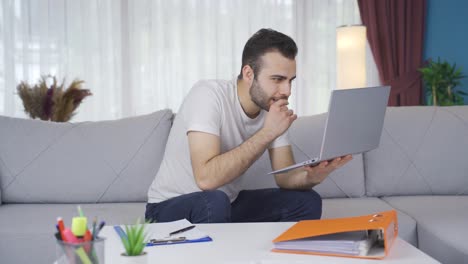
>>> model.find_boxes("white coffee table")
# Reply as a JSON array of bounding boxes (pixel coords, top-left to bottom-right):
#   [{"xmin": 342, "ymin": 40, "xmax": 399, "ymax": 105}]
[{"xmin": 100, "ymin": 222, "xmax": 440, "ymax": 264}]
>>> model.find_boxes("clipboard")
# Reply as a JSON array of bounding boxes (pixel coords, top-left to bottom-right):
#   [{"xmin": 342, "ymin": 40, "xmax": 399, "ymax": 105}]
[
  {"xmin": 114, "ymin": 219, "xmax": 213, "ymax": 247},
  {"xmin": 272, "ymin": 210, "xmax": 398, "ymax": 259}
]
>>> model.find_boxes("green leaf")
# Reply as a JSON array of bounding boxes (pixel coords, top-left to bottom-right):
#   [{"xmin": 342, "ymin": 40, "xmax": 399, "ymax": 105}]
[
  {"xmin": 420, "ymin": 57, "xmax": 466, "ymax": 105},
  {"xmin": 119, "ymin": 218, "xmax": 148, "ymax": 256}
]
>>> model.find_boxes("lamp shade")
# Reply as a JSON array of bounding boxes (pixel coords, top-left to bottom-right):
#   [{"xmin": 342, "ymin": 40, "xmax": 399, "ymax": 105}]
[{"xmin": 336, "ymin": 25, "xmax": 367, "ymax": 89}]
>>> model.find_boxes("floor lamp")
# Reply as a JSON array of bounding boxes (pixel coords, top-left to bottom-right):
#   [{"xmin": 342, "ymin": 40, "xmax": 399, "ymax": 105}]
[{"xmin": 336, "ymin": 25, "xmax": 367, "ymax": 89}]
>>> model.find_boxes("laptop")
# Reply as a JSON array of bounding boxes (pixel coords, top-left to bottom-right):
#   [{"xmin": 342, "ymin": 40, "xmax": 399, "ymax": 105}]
[{"xmin": 269, "ymin": 85, "xmax": 390, "ymax": 175}]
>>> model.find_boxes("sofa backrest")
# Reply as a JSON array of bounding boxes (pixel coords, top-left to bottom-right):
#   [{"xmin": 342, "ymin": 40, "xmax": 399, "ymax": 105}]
[
  {"xmin": 0, "ymin": 109, "xmax": 173, "ymax": 203},
  {"xmin": 365, "ymin": 106, "xmax": 468, "ymax": 196},
  {"xmin": 8, "ymin": 106, "xmax": 462, "ymax": 202},
  {"xmin": 241, "ymin": 113, "xmax": 366, "ymax": 198}
]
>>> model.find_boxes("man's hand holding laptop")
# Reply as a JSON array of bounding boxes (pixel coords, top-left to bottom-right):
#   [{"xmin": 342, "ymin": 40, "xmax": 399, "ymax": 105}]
[
  {"xmin": 302, "ymin": 155, "xmax": 353, "ymax": 185},
  {"xmin": 271, "ymin": 152, "xmax": 353, "ymax": 190}
]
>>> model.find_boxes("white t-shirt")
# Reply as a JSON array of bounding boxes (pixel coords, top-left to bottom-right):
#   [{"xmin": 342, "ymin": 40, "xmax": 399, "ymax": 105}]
[{"xmin": 147, "ymin": 79, "xmax": 290, "ymax": 203}]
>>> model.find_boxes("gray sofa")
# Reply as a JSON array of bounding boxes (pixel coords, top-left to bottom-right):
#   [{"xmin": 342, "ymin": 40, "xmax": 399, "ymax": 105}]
[{"xmin": 1, "ymin": 106, "xmax": 467, "ymax": 264}]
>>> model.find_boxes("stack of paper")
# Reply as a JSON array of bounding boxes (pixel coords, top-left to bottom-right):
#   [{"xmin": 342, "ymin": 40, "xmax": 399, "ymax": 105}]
[{"xmin": 274, "ymin": 230, "xmax": 378, "ymax": 256}]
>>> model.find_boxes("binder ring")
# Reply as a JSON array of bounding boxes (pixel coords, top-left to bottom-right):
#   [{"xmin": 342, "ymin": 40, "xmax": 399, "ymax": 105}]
[
  {"xmin": 373, "ymin": 214, "xmax": 383, "ymax": 218},
  {"xmin": 369, "ymin": 218, "xmax": 379, "ymax": 222}
]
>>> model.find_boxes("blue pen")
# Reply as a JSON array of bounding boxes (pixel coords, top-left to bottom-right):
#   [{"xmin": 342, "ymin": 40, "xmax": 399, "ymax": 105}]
[
  {"xmin": 98, "ymin": 221, "xmax": 105, "ymax": 230},
  {"xmin": 94, "ymin": 221, "xmax": 105, "ymax": 238}
]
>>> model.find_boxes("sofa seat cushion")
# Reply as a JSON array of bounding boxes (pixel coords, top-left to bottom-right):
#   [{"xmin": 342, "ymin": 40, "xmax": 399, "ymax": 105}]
[
  {"xmin": 0, "ymin": 203, "xmax": 146, "ymax": 264},
  {"xmin": 322, "ymin": 197, "xmax": 417, "ymax": 246},
  {"xmin": 383, "ymin": 196, "xmax": 468, "ymax": 264}
]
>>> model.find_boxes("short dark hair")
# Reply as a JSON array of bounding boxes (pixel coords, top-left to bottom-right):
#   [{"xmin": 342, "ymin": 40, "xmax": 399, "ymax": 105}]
[{"xmin": 238, "ymin": 28, "xmax": 298, "ymax": 80}]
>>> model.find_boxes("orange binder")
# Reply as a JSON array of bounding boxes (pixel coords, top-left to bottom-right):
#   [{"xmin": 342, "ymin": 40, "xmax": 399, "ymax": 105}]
[{"xmin": 272, "ymin": 210, "xmax": 398, "ymax": 259}]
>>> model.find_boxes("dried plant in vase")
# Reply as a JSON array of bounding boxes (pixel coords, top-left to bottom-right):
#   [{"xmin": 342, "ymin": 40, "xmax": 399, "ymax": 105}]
[{"xmin": 17, "ymin": 75, "xmax": 92, "ymax": 122}]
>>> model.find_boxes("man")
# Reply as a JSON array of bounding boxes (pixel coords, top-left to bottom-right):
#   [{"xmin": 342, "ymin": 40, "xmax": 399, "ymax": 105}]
[{"xmin": 146, "ymin": 28, "xmax": 352, "ymax": 223}]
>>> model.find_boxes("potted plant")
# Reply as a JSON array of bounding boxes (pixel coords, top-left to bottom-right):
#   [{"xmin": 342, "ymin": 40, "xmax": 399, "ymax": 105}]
[
  {"xmin": 419, "ymin": 58, "xmax": 467, "ymax": 106},
  {"xmin": 119, "ymin": 218, "xmax": 148, "ymax": 263}
]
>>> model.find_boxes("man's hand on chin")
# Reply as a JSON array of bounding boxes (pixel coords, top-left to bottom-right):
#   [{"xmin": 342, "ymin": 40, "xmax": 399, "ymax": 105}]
[{"xmin": 263, "ymin": 99, "xmax": 297, "ymax": 139}]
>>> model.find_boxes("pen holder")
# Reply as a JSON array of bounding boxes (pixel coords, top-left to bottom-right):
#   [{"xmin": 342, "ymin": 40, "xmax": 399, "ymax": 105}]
[{"xmin": 56, "ymin": 237, "xmax": 105, "ymax": 264}]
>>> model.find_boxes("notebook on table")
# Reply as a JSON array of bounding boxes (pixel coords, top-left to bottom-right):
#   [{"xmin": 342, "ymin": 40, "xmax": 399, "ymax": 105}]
[{"xmin": 269, "ymin": 86, "xmax": 390, "ymax": 175}]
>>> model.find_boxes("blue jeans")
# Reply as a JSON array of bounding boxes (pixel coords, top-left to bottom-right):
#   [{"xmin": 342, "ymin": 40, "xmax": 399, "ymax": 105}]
[{"xmin": 145, "ymin": 188, "xmax": 322, "ymax": 223}]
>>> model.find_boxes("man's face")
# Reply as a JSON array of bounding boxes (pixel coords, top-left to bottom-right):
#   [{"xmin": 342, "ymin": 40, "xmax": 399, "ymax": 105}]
[{"xmin": 249, "ymin": 51, "xmax": 296, "ymax": 111}]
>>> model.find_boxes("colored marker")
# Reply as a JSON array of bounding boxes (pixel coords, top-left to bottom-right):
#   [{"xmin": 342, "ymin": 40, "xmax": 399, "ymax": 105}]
[
  {"xmin": 75, "ymin": 247, "xmax": 92, "ymax": 264},
  {"xmin": 62, "ymin": 228, "xmax": 79, "ymax": 243},
  {"xmin": 57, "ymin": 217, "xmax": 66, "ymax": 241},
  {"xmin": 92, "ymin": 217, "xmax": 97, "ymax": 240},
  {"xmin": 71, "ymin": 217, "xmax": 88, "ymax": 237},
  {"xmin": 77, "ymin": 205, "xmax": 84, "ymax": 217}
]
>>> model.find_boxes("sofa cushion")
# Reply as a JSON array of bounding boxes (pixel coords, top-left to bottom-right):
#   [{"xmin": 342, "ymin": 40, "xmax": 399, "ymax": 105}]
[
  {"xmin": 0, "ymin": 203, "xmax": 146, "ymax": 264},
  {"xmin": 322, "ymin": 197, "xmax": 417, "ymax": 246},
  {"xmin": 366, "ymin": 106, "xmax": 468, "ymax": 196},
  {"xmin": 0, "ymin": 109, "xmax": 173, "ymax": 203},
  {"xmin": 241, "ymin": 113, "xmax": 366, "ymax": 198},
  {"xmin": 383, "ymin": 196, "xmax": 468, "ymax": 264}
]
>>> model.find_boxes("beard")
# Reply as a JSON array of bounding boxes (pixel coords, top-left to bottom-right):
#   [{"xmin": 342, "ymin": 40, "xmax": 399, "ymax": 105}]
[
  {"xmin": 249, "ymin": 79, "xmax": 272, "ymax": 111},
  {"xmin": 249, "ymin": 78, "xmax": 288, "ymax": 111}
]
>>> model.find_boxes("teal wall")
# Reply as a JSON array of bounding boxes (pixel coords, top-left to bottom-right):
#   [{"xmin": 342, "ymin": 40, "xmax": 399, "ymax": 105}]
[{"xmin": 424, "ymin": 0, "xmax": 468, "ymax": 104}]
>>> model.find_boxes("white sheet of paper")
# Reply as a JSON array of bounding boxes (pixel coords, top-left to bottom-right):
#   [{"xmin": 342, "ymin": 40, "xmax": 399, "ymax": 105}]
[{"xmin": 148, "ymin": 219, "xmax": 208, "ymax": 240}]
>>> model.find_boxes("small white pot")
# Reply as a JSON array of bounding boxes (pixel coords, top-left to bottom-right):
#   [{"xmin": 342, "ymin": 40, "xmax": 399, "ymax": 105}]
[{"xmin": 120, "ymin": 251, "xmax": 148, "ymax": 264}]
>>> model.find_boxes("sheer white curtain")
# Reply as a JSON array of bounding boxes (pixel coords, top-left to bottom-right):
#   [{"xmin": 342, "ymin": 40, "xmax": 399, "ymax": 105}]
[{"xmin": 0, "ymin": 0, "xmax": 369, "ymax": 121}]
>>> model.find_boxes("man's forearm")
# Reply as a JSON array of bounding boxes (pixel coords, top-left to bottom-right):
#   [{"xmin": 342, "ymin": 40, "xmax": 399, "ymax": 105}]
[{"xmin": 195, "ymin": 129, "xmax": 276, "ymax": 190}]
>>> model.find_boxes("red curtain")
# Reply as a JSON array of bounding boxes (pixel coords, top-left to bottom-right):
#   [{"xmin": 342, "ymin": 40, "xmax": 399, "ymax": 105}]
[{"xmin": 358, "ymin": 0, "xmax": 426, "ymax": 106}]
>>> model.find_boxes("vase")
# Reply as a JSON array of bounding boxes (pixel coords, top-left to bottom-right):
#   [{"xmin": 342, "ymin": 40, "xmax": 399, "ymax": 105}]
[{"xmin": 120, "ymin": 252, "xmax": 148, "ymax": 264}]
